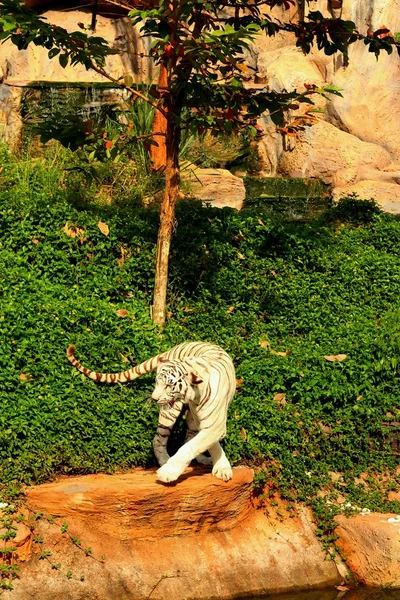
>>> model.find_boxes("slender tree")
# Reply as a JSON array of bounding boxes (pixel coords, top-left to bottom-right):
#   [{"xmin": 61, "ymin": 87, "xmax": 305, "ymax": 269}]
[{"xmin": 0, "ymin": 0, "xmax": 398, "ymax": 324}]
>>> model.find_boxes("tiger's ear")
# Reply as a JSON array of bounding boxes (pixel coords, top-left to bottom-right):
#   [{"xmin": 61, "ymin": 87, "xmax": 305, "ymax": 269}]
[{"xmin": 190, "ymin": 372, "xmax": 203, "ymax": 385}]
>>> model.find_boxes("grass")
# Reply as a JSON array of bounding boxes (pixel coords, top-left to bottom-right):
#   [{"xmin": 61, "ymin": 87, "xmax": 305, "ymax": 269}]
[{"xmin": 0, "ymin": 145, "xmax": 399, "ymax": 521}]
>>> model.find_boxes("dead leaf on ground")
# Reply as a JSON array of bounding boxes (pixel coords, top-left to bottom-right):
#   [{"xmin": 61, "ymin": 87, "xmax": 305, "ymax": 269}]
[
  {"xmin": 273, "ymin": 393, "xmax": 287, "ymax": 405},
  {"xmin": 19, "ymin": 372, "xmax": 33, "ymax": 382},
  {"xmin": 119, "ymin": 353, "xmax": 130, "ymax": 363},
  {"xmin": 270, "ymin": 349, "xmax": 292, "ymax": 357},
  {"xmin": 259, "ymin": 340, "xmax": 270, "ymax": 349},
  {"xmin": 31, "ymin": 237, "xmax": 39, "ymax": 245},
  {"xmin": 336, "ymin": 586, "xmax": 350, "ymax": 592},
  {"xmin": 240, "ymin": 427, "xmax": 247, "ymax": 441},
  {"xmin": 98, "ymin": 221, "xmax": 109, "ymax": 236},
  {"xmin": 227, "ymin": 306, "xmax": 235, "ymax": 313},
  {"xmin": 63, "ymin": 222, "xmax": 86, "ymax": 239},
  {"xmin": 236, "ymin": 378, "xmax": 243, "ymax": 387},
  {"xmin": 117, "ymin": 246, "xmax": 129, "ymax": 266},
  {"xmin": 116, "ymin": 309, "xmax": 129, "ymax": 318},
  {"xmin": 234, "ymin": 410, "xmax": 240, "ymax": 420},
  {"xmin": 318, "ymin": 421, "xmax": 332, "ymax": 435},
  {"xmin": 323, "ymin": 354, "xmax": 347, "ymax": 362}
]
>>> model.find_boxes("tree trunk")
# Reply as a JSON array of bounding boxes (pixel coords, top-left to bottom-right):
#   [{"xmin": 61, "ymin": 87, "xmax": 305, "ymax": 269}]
[
  {"xmin": 150, "ymin": 65, "xmax": 168, "ymax": 171},
  {"xmin": 152, "ymin": 108, "xmax": 180, "ymax": 326}
]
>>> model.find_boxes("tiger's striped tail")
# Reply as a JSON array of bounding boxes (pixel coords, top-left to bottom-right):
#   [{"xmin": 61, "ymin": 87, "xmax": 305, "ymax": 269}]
[{"xmin": 66, "ymin": 345, "xmax": 159, "ymax": 383}]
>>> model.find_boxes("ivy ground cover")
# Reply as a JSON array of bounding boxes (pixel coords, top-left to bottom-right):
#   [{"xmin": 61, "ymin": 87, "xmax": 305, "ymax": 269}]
[{"xmin": 0, "ymin": 148, "xmax": 399, "ymax": 517}]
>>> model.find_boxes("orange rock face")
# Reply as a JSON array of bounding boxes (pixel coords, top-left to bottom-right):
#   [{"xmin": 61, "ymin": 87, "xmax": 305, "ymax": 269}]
[
  {"xmin": 26, "ymin": 466, "xmax": 254, "ymax": 540},
  {"xmin": 0, "ymin": 520, "xmax": 32, "ymax": 563},
  {"xmin": 336, "ymin": 513, "xmax": 400, "ymax": 587},
  {"xmin": 5, "ymin": 466, "xmax": 344, "ymax": 600}
]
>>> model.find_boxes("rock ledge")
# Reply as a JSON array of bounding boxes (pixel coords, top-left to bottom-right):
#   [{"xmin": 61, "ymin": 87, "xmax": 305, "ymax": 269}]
[{"xmin": 5, "ymin": 466, "xmax": 344, "ymax": 600}]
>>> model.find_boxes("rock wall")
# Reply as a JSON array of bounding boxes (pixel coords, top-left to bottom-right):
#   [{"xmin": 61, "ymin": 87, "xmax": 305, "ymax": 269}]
[
  {"xmin": 0, "ymin": 0, "xmax": 399, "ymax": 208},
  {"xmin": 254, "ymin": 0, "xmax": 400, "ymax": 210}
]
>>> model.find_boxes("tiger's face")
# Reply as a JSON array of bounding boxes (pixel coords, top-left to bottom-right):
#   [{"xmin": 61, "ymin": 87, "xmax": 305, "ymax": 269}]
[{"xmin": 152, "ymin": 360, "xmax": 202, "ymax": 406}]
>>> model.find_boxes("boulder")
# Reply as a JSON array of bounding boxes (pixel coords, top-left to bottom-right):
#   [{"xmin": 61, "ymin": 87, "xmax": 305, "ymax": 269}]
[
  {"xmin": 25, "ymin": 467, "xmax": 254, "ymax": 539},
  {"xmin": 332, "ymin": 180, "xmax": 400, "ymax": 216},
  {"xmin": 3, "ymin": 467, "xmax": 345, "ymax": 600},
  {"xmin": 184, "ymin": 167, "xmax": 245, "ymax": 209},
  {"xmin": 254, "ymin": 48, "xmax": 327, "ymax": 176},
  {"xmin": 332, "ymin": 165, "xmax": 400, "ymax": 188},
  {"xmin": 328, "ymin": 41, "xmax": 400, "ymax": 163},
  {"xmin": 257, "ymin": 48, "xmax": 326, "ymax": 100},
  {"xmin": 336, "ymin": 512, "xmax": 400, "ymax": 587},
  {"xmin": 0, "ymin": 518, "xmax": 32, "ymax": 563},
  {"xmin": 278, "ymin": 121, "xmax": 392, "ymax": 184}
]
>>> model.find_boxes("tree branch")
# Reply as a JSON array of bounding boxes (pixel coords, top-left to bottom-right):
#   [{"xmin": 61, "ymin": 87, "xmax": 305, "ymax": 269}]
[{"xmin": 88, "ymin": 62, "xmax": 168, "ymax": 118}]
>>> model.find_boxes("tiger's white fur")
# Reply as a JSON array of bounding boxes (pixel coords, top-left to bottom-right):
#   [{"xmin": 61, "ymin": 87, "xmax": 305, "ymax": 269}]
[{"xmin": 66, "ymin": 342, "xmax": 236, "ymax": 483}]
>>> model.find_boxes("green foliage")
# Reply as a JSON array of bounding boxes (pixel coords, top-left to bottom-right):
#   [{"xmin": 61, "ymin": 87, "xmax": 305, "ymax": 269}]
[
  {"xmin": 183, "ymin": 132, "xmax": 262, "ymax": 173},
  {"xmin": 0, "ymin": 147, "xmax": 399, "ymax": 518},
  {"xmin": 323, "ymin": 195, "xmax": 382, "ymax": 225},
  {"xmin": 184, "ymin": 133, "xmax": 244, "ymax": 169}
]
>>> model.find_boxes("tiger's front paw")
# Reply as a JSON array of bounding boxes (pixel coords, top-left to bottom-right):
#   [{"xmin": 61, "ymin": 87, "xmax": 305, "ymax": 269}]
[
  {"xmin": 212, "ymin": 463, "xmax": 233, "ymax": 482},
  {"xmin": 156, "ymin": 463, "xmax": 183, "ymax": 483}
]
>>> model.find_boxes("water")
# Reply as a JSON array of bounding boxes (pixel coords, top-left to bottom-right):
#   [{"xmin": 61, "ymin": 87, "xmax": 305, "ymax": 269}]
[
  {"xmin": 249, "ymin": 589, "xmax": 400, "ymax": 600},
  {"xmin": 20, "ymin": 82, "xmax": 127, "ymax": 148},
  {"xmin": 244, "ymin": 176, "xmax": 332, "ymax": 222}
]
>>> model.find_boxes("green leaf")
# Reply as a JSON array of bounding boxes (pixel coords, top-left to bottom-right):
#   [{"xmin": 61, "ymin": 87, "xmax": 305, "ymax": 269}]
[
  {"xmin": 124, "ymin": 75, "xmax": 134, "ymax": 88},
  {"xmin": 59, "ymin": 53, "xmax": 69, "ymax": 68}
]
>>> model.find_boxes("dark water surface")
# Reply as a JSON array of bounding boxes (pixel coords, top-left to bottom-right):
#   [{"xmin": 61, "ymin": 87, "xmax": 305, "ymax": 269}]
[
  {"xmin": 244, "ymin": 176, "xmax": 332, "ymax": 221},
  {"xmin": 248, "ymin": 589, "xmax": 400, "ymax": 600}
]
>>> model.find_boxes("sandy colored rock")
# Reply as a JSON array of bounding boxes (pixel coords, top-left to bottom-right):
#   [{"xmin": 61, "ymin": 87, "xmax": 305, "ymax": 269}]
[
  {"xmin": 257, "ymin": 48, "xmax": 326, "ymax": 98},
  {"xmin": 256, "ymin": 115, "xmax": 284, "ymax": 176},
  {"xmin": 1, "ymin": 466, "xmax": 345, "ymax": 600},
  {"xmin": 333, "ymin": 180, "xmax": 400, "ymax": 215},
  {"xmin": 332, "ymin": 165, "xmax": 400, "ymax": 188},
  {"xmin": 325, "ymin": 0, "xmax": 400, "ymax": 161},
  {"xmin": 278, "ymin": 121, "xmax": 392, "ymax": 184},
  {"xmin": 0, "ymin": 85, "xmax": 23, "ymax": 151},
  {"xmin": 336, "ymin": 512, "xmax": 400, "ymax": 587},
  {"xmin": 328, "ymin": 41, "xmax": 400, "ymax": 163},
  {"xmin": 0, "ymin": 10, "xmax": 155, "ymax": 85},
  {"xmin": 184, "ymin": 167, "xmax": 245, "ymax": 209}
]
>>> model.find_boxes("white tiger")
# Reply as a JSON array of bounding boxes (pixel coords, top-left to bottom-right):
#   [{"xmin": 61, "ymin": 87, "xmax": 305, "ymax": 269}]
[{"xmin": 66, "ymin": 341, "xmax": 236, "ymax": 483}]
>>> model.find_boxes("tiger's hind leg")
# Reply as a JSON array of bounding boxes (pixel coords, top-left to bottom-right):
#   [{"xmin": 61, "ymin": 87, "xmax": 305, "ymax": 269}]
[
  {"xmin": 184, "ymin": 411, "xmax": 213, "ymax": 466},
  {"xmin": 157, "ymin": 426, "xmax": 227, "ymax": 483},
  {"xmin": 153, "ymin": 401, "xmax": 184, "ymax": 467}
]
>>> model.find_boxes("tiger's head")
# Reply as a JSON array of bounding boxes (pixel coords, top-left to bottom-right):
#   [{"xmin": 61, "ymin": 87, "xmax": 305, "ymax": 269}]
[{"xmin": 151, "ymin": 358, "xmax": 203, "ymax": 406}]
